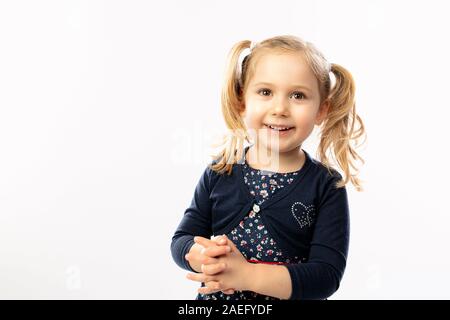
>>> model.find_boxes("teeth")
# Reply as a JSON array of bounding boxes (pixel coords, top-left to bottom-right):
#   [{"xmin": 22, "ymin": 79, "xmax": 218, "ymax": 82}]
[{"xmin": 267, "ymin": 125, "xmax": 291, "ymax": 131}]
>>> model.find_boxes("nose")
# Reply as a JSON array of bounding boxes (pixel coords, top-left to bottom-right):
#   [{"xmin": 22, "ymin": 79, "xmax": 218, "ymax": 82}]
[{"xmin": 270, "ymin": 96, "xmax": 290, "ymax": 116}]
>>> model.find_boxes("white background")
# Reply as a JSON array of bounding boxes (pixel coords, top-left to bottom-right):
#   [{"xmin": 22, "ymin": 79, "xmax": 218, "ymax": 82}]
[{"xmin": 1, "ymin": 0, "xmax": 449, "ymax": 299}]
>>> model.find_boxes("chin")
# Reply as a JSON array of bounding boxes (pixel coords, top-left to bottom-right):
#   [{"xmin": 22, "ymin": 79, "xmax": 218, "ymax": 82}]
[{"xmin": 258, "ymin": 140, "xmax": 291, "ymax": 153}]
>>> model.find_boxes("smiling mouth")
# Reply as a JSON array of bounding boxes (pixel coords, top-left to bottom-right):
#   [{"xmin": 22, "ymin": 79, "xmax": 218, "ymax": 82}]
[{"xmin": 264, "ymin": 124, "xmax": 295, "ymax": 132}]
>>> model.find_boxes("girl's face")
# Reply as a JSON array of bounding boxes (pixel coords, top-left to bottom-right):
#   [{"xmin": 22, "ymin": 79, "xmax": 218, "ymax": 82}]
[{"xmin": 240, "ymin": 51, "xmax": 328, "ymax": 153}]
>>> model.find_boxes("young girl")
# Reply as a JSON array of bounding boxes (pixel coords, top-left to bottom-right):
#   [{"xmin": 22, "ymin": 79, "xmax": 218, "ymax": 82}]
[{"xmin": 171, "ymin": 35, "xmax": 366, "ymax": 300}]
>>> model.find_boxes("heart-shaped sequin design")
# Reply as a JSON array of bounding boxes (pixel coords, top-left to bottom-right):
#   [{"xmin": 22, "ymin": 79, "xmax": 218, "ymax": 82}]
[{"xmin": 291, "ymin": 201, "xmax": 316, "ymax": 229}]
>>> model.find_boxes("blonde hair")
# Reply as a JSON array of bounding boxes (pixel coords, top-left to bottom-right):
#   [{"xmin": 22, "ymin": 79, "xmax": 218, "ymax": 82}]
[{"xmin": 210, "ymin": 35, "xmax": 367, "ymax": 191}]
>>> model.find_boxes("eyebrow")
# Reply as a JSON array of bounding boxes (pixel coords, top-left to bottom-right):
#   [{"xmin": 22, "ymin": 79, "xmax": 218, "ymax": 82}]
[{"xmin": 252, "ymin": 82, "xmax": 312, "ymax": 92}]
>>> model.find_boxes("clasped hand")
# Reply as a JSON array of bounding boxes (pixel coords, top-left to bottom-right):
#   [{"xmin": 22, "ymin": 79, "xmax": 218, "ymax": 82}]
[{"xmin": 185, "ymin": 235, "xmax": 253, "ymax": 295}]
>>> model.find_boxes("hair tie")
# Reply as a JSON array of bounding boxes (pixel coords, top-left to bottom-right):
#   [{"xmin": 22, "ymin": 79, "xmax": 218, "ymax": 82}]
[
  {"xmin": 236, "ymin": 41, "xmax": 257, "ymax": 88},
  {"xmin": 237, "ymin": 46, "xmax": 252, "ymax": 82}
]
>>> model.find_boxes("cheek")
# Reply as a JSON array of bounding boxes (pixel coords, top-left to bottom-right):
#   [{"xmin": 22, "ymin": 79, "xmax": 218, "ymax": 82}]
[
  {"xmin": 241, "ymin": 110, "xmax": 265, "ymax": 141},
  {"xmin": 292, "ymin": 108, "xmax": 318, "ymax": 126},
  {"xmin": 242, "ymin": 109, "xmax": 264, "ymax": 129}
]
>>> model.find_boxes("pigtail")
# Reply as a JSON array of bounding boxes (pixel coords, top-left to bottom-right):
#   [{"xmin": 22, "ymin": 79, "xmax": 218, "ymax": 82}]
[
  {"xmin": 210, "ymin": 41, "xmax": 253, "ymax": 175},
  {"xmin": 318, "ymin": 63, "xmax": 367, "ymax": 191}
]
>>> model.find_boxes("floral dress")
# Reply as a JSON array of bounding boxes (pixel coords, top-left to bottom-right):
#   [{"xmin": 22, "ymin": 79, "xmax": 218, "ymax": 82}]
[{"xmin": 196, "ymin": 158, "xmax": 304, "ymax": 300}]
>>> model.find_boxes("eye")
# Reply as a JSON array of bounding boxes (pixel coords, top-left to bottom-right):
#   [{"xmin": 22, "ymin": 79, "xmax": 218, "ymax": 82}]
[
  {"xmin": 258, "ymin": 88, "xmax": 271, "ymax": 96},
  {"xmin": 292, "ymin": 91, "xmax": 306, "ymax": 100},
  {"xmin": 257, "ymin": 88, "xmax": 307, "ymax": 100}
]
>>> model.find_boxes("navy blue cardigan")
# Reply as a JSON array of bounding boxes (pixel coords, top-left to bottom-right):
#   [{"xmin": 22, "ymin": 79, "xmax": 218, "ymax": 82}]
[{"xmin": 171, "ymin": 147, "xmax": 350, "ymax": 300}]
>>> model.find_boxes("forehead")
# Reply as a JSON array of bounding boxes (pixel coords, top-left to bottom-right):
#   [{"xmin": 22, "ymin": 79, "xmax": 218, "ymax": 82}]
[{"xmin": 249, "ymin": 52, "xmax": 318, "ymax": 91}]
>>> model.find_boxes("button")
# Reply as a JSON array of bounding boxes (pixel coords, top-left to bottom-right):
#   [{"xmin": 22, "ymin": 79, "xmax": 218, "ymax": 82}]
[{"xmin": 252, "ymin": 204, "xmax": 260, "ymax": 213}]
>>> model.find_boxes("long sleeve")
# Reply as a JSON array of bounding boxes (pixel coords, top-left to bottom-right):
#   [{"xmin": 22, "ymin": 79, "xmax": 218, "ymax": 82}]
[
  {"xmin": 170, "ymin": 165, "xmax": 214, "ymax": 272},
  {"xmin": 285, "ymin": 173, "xmax": 350, "ymax": 300}
]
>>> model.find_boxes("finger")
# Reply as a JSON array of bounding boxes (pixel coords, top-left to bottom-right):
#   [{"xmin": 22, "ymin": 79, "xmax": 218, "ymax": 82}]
[
  {"xmin": 199, "ymin": 255, "xmax": 220, "ymax": 265},
  {"xmin": 198, "ymin": 281, "xmax": 222, "ymax": 295},
  {"xmin": 195, "ymin": 235, "xmax": 228, "ymax": 248},
  {"xmin": 185, "ymin": 253, "xmax": 218, "ymax": 266},
  {"xmin": 222, "ymin": 289, "xmax": 235, "ymax": 295},
  {"xmin": 194, "ymin": 236, "xmax": 218, "ymax": 248},
  {"xmin": 186, "ymin": 272, "xmax": 214, "ymax": 283},
  {"xmin": 220, "ymin": 235, "xmax": 237, "ymax": 250},
  {"xmin": 210, "ymin": 235, "xmax": 234, "ymax": 249},
  {"xmin": 201, "ymin": 245, "xmax": 231, "ymax": 258},
  {"xmin": 201, "ymin": 262, "xmax": 226, "ymax": 275},
  {"xmin": 200, "ymin": 246, "xmax": 231, "ymax": 258},
  {"xmin": 211, "ymin": 235, "xmax": 228, "ymax": 245}
]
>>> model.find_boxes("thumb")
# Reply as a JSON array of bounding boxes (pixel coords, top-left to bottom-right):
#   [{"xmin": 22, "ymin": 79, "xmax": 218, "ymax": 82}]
[
  {"xmin": 220, "ymin": 235, "xmax": 237, "ymax": 252},
  {"xmin": 211, "ymin": 234, "xmax": 229, "ymax": 246}
]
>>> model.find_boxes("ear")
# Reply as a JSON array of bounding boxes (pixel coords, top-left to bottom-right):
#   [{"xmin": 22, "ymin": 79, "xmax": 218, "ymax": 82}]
[
  {"xmin": 315, "ymin": 100, "xmax": 330, "ymax": 126},
  {"xmin": 237, "ymin": 87, "xmax": 247, "ymax": 117},
  {"xmin": 238, "ymin": 100, "xmax": 246, "ymax": 118}
]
